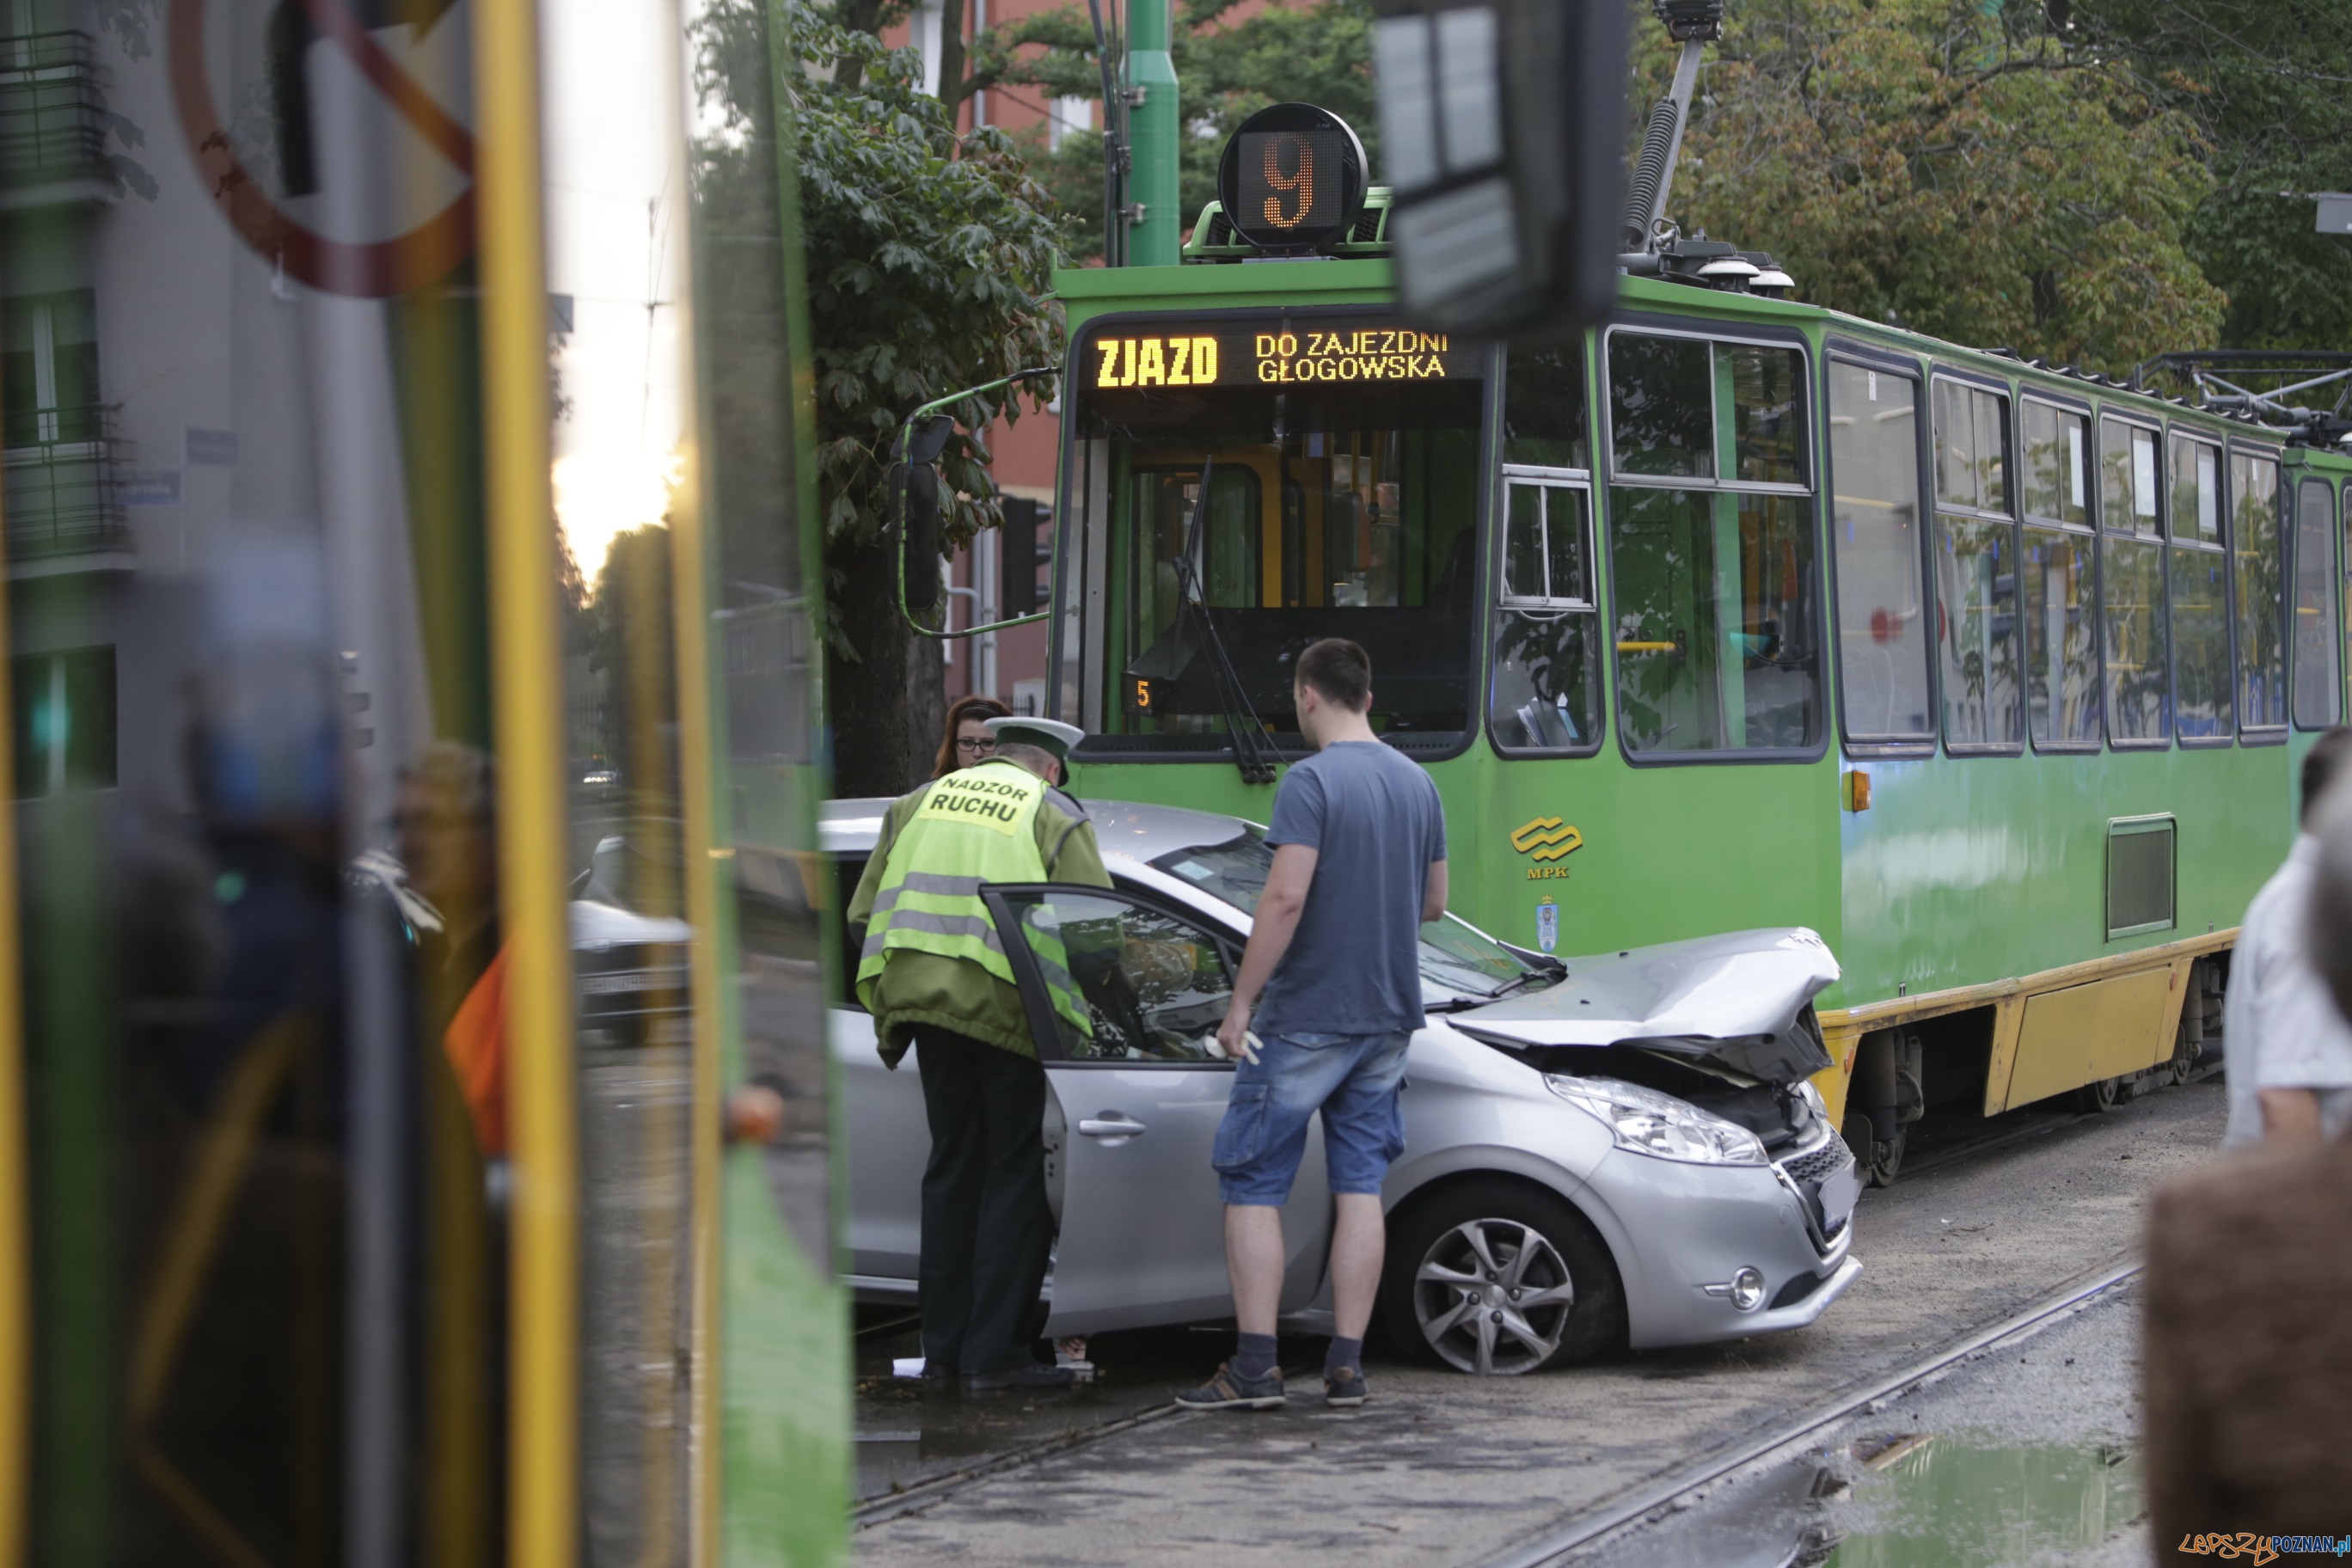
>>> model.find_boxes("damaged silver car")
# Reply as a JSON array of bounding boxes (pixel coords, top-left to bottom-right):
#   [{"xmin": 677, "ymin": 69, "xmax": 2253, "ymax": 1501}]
[{"xmin": 830, "ymin": 799, "xmax": 1860, "ymax": 1375}]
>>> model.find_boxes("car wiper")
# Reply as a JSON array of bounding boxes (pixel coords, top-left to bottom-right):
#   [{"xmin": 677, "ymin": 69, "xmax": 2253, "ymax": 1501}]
[
  {"xmin": 1484, "ymin": 968, "xmax": 1565, "ymax": 1001},
  {"xmin": 1424, "ymin": 966, "xmax": 1563, "ymax": 1013}
]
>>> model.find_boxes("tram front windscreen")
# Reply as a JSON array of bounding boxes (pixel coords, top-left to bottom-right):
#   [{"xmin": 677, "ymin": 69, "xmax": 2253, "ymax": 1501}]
[{"xmin": 1059, "ymin": 315, "xmax": 1486, "ymax": 747}]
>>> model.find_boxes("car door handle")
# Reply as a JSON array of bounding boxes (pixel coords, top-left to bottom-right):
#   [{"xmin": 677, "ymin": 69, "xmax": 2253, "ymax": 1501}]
[{"xmin": 1077, "ymin": 1114, "xmax": 1148, "ymax": 1139}]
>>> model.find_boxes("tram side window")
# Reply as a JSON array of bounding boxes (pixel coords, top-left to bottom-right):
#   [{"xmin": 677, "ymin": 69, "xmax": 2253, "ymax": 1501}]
[
  {"xmin": 2171, "ymin": 434, "xmax": 2233, "ymax": 739},
  {"xmin": 1932, "ymin": 379, "xmax": 2019, "ymax": 747},
  {"xmin": 2293, "ymin": 479, "xmax": 2341, "ymax": 729},
  {"xmin": 2021, "ymin": 400, "xmax": 2097, "ymax": 747},
  {"xmin": 1606, "ymin": 334, "xmax": 1820, "ymax": 755},
  {"xmin": 2098, "ymin": 418, "xmax": 2169, "ymax": 743},
  {"xmin": 2233, "ymin": 451, "xmax": 2288, "ymax": 732},
  {"xmin": 1504, "ymin": 341, "xmax": 1590, "ymax": 470},
  {"xmin": 1491, "ymin": 479, "xmax": 1601, "ymax": 750},
  {"xmin": 1827, "ymin": 363, "xmax": 1932, "ymax": 743}
]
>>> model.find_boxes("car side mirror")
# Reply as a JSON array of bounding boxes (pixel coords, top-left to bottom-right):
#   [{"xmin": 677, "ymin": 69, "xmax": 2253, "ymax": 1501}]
[{"xmin": 891, "ymin": 413, "xmax": 956, "ymax": 614}]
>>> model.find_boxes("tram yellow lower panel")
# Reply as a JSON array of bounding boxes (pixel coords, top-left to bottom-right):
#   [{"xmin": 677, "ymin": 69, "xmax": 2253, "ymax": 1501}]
[{"xmin": 1998, "ymin": 965, "xmax": 2183, "ymax": 1111}]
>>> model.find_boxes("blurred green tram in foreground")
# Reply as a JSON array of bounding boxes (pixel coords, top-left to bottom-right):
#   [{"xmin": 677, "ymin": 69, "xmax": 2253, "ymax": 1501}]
[
  {"xmin": 0, "ymin": 0, "xmax": 845, "ymax": 1559},
  {"xmin": 1045, "ymin": 195, "xmax": 2352, "ymax": 1182}
]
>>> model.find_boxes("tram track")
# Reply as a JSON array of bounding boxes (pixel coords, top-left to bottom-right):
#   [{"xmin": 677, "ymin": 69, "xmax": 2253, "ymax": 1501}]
[{"xmin": 1475, "ymin": 1254, "xmax": 2145, "ymax": 1568}]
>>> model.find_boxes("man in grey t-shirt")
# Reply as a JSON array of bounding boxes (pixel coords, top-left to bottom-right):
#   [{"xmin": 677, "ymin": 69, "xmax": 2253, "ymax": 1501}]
[{"xmin": 1178, "ymin": 638, "xmax": 1448, "ymax": 1412}]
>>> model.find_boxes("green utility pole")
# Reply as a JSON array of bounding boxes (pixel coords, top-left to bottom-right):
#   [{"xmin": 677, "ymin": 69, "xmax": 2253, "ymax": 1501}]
[{"xmin": 1124, "ymin": 0, "xmax": 1180, "ymax": 266}]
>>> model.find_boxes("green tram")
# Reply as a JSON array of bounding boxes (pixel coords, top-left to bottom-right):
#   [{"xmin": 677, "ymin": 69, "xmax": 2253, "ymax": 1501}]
[
  {"xmin": 1045, "ymin": 196, "xmax": 2349, "ymax": 1179},
  {"xmin": 0, "ymin": 0, "xmax": 846, "ymax": 1556}
]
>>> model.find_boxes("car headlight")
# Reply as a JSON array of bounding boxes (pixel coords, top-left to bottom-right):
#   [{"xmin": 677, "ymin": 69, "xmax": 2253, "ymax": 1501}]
[
  {"xmin": 1795, "ymin": 1078, "xmax": 1828, "ymax": 1123},
  {"xmin": 1544, "ymin": 1075, "xmax": 1768, "ymax": 1166}
]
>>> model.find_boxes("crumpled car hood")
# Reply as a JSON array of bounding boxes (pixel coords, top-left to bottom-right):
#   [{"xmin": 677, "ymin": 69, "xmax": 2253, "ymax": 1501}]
[{"xmin": 1451, "ymin": 928, "xmax": 1840, "ymax": 1083}]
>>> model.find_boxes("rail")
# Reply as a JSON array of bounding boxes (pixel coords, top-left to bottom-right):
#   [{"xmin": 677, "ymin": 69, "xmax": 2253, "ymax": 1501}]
[
  {"xmin": 3, "ymin": 404, "xmax": 132, "ymax": 560},
  {"xmin": 0, "ymin": 32, "xmax": 110, "ymax": 190}
]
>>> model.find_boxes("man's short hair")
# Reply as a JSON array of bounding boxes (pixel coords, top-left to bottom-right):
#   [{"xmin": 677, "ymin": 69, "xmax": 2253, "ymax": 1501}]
[
  {"xmin": 2304, "ymin": 726, "xmax": 2352, "ymax": 825},
  {"xmin": 996, "ymin": 740, "xmax": 1059, "ymax": 778},
  {"xmin": 1295, "ymin": 638, "xmax": 1371, "ymax": 713}
]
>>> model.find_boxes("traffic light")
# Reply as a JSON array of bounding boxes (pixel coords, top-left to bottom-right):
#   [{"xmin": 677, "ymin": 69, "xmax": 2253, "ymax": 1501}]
[
  {"xmin": 889, "ymin": 413, "xmax": 955, "ymax": 613},
  {"xmin": 999, "ymin": 497, "xmax": 1049, "ymax": 616},
  {"xmin": 1369, "ymin": 0, "xmax": 1627, "ymax": 339}
]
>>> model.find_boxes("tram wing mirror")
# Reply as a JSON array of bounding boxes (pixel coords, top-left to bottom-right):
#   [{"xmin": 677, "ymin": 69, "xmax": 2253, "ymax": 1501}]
[
  {"xmin": 1369, "ymin": 0, "xmax": 1626, "ymax": 340},
  {"xmin": 891, "ymin": 414, "xmax": 955, "ymax": 615}
]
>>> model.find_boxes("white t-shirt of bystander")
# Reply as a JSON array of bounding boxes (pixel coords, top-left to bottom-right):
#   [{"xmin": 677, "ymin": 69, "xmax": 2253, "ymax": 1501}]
[{"xmin": 2220, "ymin": 834, "xmax": 2352, "ymax": 1148}]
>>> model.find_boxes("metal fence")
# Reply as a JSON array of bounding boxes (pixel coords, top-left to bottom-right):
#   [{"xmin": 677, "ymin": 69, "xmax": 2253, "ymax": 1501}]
[
  {"xmin": 3, "ymin": 404, "xmax": 132, "ymax": 561},
  {"xmin": 0, "ymin": 31, "xmax": 109, "ymax": 191}
]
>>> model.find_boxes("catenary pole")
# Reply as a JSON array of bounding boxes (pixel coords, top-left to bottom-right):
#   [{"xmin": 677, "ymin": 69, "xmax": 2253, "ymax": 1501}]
[{"xmin": 1124, "ymin": 0, "xmax": 1180, "ymax": 265}]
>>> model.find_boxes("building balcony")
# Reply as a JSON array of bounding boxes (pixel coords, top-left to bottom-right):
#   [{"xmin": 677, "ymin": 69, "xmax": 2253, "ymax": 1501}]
[
  {"xmin": 0, "ymin": 32, "xmax": 117, "ymax": 206},
  {"xmin": 4, "ymin": 403, "xmax": 134, "ymax": 574}
]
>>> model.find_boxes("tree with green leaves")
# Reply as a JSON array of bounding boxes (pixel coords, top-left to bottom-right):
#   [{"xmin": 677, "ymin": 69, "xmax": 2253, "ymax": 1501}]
[
  {"xmin": 777, "ymin": 1, "xmax": 1063, "ymax": 795},
  {"xmin": 2066, "ymin": 0, "xmax": 2352, "ymax": 354},
  {"xmin": 1654, "ymin": 0, "xmax": 2223, "ymax": 374},
  {"xmin": 974, "ymin": 0, "xmax": 1381, "ymax": 259}
]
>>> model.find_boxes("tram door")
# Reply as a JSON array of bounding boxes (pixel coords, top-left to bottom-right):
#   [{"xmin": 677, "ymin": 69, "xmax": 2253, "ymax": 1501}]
[{"xmin": 0, "ymin": 0, "xmax": 841, "ymax": 1557}]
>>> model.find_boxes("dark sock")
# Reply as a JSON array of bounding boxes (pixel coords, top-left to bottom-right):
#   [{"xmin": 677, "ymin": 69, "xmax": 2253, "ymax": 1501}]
[
  {"xmin": 1326, "ymin": 1335, "xmax": 1363, "ymax": 1375},
  {"xmin": 1233, "ymin": 1332, "xmax": 1279, "ymax": 1381}
]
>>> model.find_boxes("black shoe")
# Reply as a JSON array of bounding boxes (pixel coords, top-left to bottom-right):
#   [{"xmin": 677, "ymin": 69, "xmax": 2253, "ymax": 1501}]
[
  {"xmin": 963, "ymin": 1363, "xmax": 1079, "ymax": 1392},
  {"xmin": 1324, "ymin": 1365, "xmax": 1367, "ymax": 1407},
  {"xmin": 1175, "ymin": 1361, "xmax": 1285, "ymax": 1411}
]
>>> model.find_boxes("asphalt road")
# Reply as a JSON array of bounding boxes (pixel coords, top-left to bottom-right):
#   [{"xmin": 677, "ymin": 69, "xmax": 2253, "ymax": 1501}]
[{"xmin": 852, "ymin": 1078, "xmax": 2225, "ymax": 1566}]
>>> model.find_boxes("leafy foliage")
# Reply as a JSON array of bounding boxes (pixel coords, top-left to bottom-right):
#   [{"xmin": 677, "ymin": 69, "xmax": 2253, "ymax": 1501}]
[
  {"xmin": 978, "ymin": 0, "xmax": 1380, "ymax": 259},
  {"xmin": 2067, "ymin": 0, "xmax": 2352, "ymax": 352},
  {"xmin": 1658, "ymin": 0, "xmax": 2223, "ymax": 373},
  {"xmin": 787, "ymin": 3, "xmax": 1064, "ymax": 582}
]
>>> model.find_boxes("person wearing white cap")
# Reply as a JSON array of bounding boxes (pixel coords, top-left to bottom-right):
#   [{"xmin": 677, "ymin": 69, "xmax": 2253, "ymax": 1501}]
[{"xmin": 846, "ymin": 713, "xmax": 1108, "ymax": 1391}]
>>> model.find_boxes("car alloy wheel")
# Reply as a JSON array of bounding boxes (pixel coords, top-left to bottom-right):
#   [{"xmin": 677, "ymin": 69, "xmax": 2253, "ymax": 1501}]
[{"xmin": 1411, "ymin": 1217, "xmax": 1575, "ymax": 1375}]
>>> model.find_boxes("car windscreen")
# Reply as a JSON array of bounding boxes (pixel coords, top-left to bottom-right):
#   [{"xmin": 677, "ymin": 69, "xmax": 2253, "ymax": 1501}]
[{"xmin": 1149, "ymin": 830, "xmax": 1536, "ymax": 1000}]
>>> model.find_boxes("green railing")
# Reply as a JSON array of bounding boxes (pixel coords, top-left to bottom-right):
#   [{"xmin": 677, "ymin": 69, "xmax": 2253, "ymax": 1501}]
[
  {"xmin": 0, "ymin": 31, "xmax": 109, "ymax": 191},
  {"xmin": 4, "ymin": 404, "xmax": 130, "ymax": 560}
]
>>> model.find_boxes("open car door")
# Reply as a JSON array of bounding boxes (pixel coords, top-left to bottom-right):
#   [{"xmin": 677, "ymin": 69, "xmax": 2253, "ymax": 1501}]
[{"xmin": 983, "ymin": 884, "xmax": 1333, "ymax": 1337}]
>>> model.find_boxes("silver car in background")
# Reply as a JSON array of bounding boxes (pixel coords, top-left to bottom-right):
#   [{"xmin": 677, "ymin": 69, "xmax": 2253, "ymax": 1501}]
[{"xmin": 826, "ymin": 798, "xmax": 1860, "ymax": 1374}]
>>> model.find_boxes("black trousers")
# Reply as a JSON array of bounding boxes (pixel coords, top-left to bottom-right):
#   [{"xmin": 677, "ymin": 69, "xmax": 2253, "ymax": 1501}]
[{"xmin": 912, "ymin": 1028, "xmax": 1053, "ymax": 1374}]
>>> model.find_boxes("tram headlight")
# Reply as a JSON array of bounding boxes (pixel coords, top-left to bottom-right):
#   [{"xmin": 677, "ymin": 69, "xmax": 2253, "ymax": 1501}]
[{"xmin": 1544, "ymin": 1075, "xmax": 1768, "ymax": 1167}]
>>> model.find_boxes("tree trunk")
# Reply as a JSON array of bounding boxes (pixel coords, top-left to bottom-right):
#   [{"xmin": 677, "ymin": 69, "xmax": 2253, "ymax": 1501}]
[
  {"xmin": 935, "ymin": 0, "xmax": 966, "ymax": 122},
  {"xmin": 825, "ymin": 530, "xmax": 947, "ymax": 798}
]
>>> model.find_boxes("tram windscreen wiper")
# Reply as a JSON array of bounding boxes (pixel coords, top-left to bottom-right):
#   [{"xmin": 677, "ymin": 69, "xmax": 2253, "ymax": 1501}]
[{"xmin": 1138, "ymin": 457, "xmax": 1282, "ymax": 784}]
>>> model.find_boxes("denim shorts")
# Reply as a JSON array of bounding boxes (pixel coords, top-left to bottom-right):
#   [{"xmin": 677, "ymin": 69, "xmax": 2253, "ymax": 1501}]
[{"xmin": 1211, "ymin": 1028, "xmax": 1411, "ymax": 1206}]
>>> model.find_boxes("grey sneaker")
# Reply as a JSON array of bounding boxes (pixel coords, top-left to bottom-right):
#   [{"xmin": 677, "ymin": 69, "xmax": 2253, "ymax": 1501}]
[
  {"xmin": 1176, "ymin": 1362, "xmax": 1285, "ymax": 1411},
  {"xmin": 1324, "ymin": 1365, "xmax": 1368, "ymax": 1407}
]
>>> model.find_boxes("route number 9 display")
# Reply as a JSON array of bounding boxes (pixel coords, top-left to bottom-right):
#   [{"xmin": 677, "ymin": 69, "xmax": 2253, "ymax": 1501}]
[{"xmin": 1216, "ymin": 103, "xmax": 1368, "ymax": 254}]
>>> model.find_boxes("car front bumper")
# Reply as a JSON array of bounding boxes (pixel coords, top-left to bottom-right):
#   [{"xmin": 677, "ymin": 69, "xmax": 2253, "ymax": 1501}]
[{"xmin": 1579, "ymin": 1136, "xmax": 1860, "ymax": 1351}]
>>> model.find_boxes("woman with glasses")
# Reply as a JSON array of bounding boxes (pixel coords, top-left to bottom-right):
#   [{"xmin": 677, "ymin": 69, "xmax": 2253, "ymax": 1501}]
[{"xmin": 934, "ymin": 694, "xmax": 1013, "ymax": 778}]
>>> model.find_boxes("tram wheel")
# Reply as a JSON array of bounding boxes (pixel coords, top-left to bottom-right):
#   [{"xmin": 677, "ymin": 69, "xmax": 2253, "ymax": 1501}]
[
  {"xmin": 2073, "ymin": 1076, "xmax": 2120, "ymax": 1114},
  {"xmin": 1865, "ymin": 1127, "xmax": 1906, "ymax": 1187}
]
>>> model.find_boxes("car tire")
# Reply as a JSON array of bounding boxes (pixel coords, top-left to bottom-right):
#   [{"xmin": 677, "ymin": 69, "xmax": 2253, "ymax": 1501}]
[{"xmin": 1379, "ymin": 1179, "xmax": 1625, "ymax": 1375}]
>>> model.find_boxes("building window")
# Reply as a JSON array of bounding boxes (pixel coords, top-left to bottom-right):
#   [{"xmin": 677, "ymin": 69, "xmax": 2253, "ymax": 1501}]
[
  {"xmin": 2, "ymin": 290, "xmax": 101, "ymax": 447},
  {"xmin": 12, "ymin": 646, "xmax": 116, "ymax": 798}
]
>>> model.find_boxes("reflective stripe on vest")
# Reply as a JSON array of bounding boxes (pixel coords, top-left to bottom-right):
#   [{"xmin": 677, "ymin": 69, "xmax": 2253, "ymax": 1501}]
[{"xmin": 856, "ymin": 764, "xmax": 1092, "ymax": 1035}]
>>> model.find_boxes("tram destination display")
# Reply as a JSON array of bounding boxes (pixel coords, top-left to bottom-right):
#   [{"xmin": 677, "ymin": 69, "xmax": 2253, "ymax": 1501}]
[
  {"xmin": 1216, "ymin": 103, "xmax": 1369, "ymax": 254},
  {"xmin": 1088, "ymin": 317, "xmax": 1467, "ymax": 391}
]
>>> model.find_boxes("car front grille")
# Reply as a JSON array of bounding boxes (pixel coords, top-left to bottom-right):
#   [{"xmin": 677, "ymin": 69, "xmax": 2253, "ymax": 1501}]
[{"xmin": 1778, "ymin": 1141, "xmax": 1847, "ymax": 1185}]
